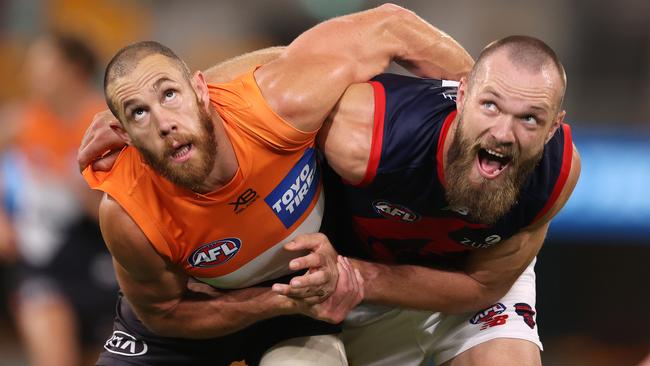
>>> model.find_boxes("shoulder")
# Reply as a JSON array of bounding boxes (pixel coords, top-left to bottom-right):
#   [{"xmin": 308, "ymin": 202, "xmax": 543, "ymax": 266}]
[{"xmin": 529, "ymin": 144, "xmax": 581, "ymax": 229}]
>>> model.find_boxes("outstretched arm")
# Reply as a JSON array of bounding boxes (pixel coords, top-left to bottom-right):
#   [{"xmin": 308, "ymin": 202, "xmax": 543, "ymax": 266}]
[
  {"xmin": 255, "ymin": 3, "xmax": 473, "ymax": 132},
  {"xmin": 282, "ymin": 146, "xmax": 580, "ymax": 313},
  {"xmin": 351, "ymin": 147, "xmax": 581, "ymax": 313},
  {"xmin": 100, "ymin": 194, "xmax": 361, "ymax": 338}
]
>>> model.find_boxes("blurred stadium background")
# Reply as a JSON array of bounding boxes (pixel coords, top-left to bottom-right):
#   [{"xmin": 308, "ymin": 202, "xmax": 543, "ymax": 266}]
[{"xmin": 0, "ymin": 0, "xmax": 648, "ymax": 365}]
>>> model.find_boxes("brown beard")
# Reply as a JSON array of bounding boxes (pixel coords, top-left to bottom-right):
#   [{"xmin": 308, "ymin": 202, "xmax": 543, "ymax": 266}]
[
  {"xmin": 136, "ymin": 103, "xmax": 217, "ymax": 192},
  {"xmin": 444, "ymin": 116, "xmax": 542, "ymax": 224}
]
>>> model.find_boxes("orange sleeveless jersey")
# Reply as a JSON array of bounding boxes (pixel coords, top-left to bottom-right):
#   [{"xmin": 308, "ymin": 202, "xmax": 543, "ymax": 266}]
[{"xmin": 83, "ymin": 70, "xmax": 324, "ymax": 289}]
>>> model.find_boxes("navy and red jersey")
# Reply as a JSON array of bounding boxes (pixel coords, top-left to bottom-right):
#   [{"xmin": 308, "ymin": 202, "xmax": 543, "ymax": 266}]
[{"xmin": 324, "ymin": 73, "xmax": 573, "ymax": 267}]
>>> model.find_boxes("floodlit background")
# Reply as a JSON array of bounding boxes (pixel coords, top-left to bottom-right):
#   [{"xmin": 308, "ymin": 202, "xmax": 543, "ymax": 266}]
[{"xmin": 0, "ymin": 0, "xmax": 648, "ymax": 365}]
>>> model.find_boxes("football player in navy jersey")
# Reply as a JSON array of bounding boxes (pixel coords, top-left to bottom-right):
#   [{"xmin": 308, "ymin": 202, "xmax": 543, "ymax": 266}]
[
  {"xmin": 78, "ymin": 34, "xmax": 578, "ymax": 366},
  {"xmin": 301, "ymin": 35, "xmax": 580, "ymax": 366}
]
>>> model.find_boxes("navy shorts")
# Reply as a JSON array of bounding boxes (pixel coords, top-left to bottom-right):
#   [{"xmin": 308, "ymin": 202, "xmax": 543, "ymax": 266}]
[{"xmin": 97, "ymin": 292, "xmax": 340, "ymax": 366}]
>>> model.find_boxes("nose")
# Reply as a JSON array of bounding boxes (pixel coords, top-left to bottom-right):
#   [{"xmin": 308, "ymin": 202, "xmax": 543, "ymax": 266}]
[
  {"xmin": 151, "ymin": 107, "xmax": 178, "ymax": 138},
  {"xmin": 490, "ymin": 116, "xmax": 516, "ymax": 145}
]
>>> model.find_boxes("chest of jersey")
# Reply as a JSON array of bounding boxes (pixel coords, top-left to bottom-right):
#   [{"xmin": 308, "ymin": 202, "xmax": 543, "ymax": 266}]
[
  {"xmin": 342, "ymin": 167, "xmax": 519, "ymax": 264},
  {"xmin": 165, "ymin": 147, "xmax": 323, "ymax": 288},
  {"xmin": 335, "ymin": 73, "xmax": 570, "ymax": 265}
]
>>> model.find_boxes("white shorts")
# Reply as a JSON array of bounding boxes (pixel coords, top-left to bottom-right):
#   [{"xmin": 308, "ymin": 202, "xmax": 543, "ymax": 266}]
[{"xmin": 341, "ymin": 258, "xmax": 541, "ymax": 366}]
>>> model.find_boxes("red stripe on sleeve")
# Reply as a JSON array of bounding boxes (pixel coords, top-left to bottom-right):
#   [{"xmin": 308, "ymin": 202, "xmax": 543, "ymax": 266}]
[
  {"xmin": 353, "ymin": 81, "xmax": 386, "ymax": 187},
  {"xmin": 436, "ymin": 110, "xmax": 458, "ymax": 188},
  {"xmin": 532, "ymin": 123, "xmax": 573, "ymax": 224}
]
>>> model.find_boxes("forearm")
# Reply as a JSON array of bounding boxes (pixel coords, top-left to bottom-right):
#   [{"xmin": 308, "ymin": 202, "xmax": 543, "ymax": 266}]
[
  {"xmin": 133, "ymin": 285, "xmax": 294, "ymax": 339},
  {"xmin": 384, "ymin": 5, "xmax": 474, "ymax": 80},
  {"xmin": 351, "ymin": 259, "xmax": 502, "ymax": 314}
]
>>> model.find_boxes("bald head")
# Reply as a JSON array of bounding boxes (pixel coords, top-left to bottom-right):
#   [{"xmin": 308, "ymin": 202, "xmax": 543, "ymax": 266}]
[
  {"xmin": 104, "ymin": 41, "xmax": 191, "ymax": 118},
  {"xmin": 468, "ymin": 35, "xmax": 566, "ymax": 108}
]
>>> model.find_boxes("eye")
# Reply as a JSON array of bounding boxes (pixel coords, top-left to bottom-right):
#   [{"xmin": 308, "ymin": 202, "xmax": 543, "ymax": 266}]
[
  {"xmin": 132, "ymin": 107, "xmax": 147, "ymax": 121},
  {"xmin": 482, "ymin": 101, "xmax": 498, "ymax": 112},
  {"xmin": 521, "ymin": 115, "xmax": 538, "ymax": 125},
  {"xmin": 163, "ymin": 89, "xmax": 176, "ymax": 102}
]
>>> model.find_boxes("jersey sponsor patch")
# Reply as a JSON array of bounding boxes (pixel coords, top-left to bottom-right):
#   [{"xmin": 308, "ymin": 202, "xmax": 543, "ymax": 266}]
[
  {"xmin": 265, "ymin": 148, "xmax": 320, "ymax": 228},
  {"xmin": 188, "ymin": 238, "xmax": 242, "ymax": 268},
  {"xmin": 104, "ymin": 330, "xmax": 148, "ymax": 356},
  {"xmin": 372, "ymin": 200, "xmax": 420, "ymax": 222}
]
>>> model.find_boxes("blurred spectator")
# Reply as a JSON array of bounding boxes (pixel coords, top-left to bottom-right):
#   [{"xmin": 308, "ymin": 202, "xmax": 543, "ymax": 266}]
[{"xmin": 0, "ymin": 33, "xmax": 117, "ymax": 366}]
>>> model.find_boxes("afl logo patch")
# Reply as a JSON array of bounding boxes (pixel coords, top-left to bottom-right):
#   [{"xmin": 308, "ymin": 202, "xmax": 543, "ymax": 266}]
[
  {"xmin": 104, "ymin": 330, "xmax": 148, "ymax": 356},
  {"xmin": 189, "ymin": 238, "xmax": 242, "ymax": 268},
  {"xmin": 372, "ymin": 200, "xmax": 420, "ymax": 222}
]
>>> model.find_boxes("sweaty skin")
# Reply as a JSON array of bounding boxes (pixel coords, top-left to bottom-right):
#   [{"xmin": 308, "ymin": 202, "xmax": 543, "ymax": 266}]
[
  {"xmin": 83, "ymin": 4, "xmax": 475, "ymax": 339},
  {"xmin": 309, "ymin": 49, "xmax": 579, "ymax": 314}
]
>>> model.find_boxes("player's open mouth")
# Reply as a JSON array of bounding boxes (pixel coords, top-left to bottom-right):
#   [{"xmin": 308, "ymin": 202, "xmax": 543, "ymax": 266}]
[
  {"xmin": 476, "ymin": 148, "xmax": 512, "ymax": 179},
  {"xmin": 171, "ymin": 143, "xmax": 193, "ymax": 163}
]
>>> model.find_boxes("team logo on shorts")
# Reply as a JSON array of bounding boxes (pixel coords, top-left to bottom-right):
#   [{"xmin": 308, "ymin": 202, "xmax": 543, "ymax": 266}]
[
  {"xmin": 104, "ymin": 330, "xmax": 148, "ymax": 356},
  {"xmin": 372, "ymin": 200, "xmax": 420, "ymax": 222},
  {"xmin": 265, "ymin": 148, "xmax": 320, "ymax": 228},
  {"xmin": 470, "ymin": 303, "xmax": 509, "ymax": 330},
  {"xmin": 514, "ymin": 303, "xmax": 536, "ymax": 329},
  {"xmin": 188, "ymin": 238, "xmax": 242, "ymax": 268}
]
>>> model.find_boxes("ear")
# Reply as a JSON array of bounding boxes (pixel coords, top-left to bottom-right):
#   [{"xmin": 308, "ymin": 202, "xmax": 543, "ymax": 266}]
[
  {"xmin": 110, "ymin": 121, "xmax": 132, "ymax": 145},
  {"xmin": 192, "ymin": 71, "xmax": 211, "ymax": 110},
  {"xmin": 456, "ymin": 77, "xmax": 468, "ymax": 112},
  {"xmin": 545, "ymin": 109, "xmax": 565, "ymax": 143}
]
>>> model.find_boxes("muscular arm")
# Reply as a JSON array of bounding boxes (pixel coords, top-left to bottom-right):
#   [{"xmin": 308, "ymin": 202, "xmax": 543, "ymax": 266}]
[
  {"xmin": 353, "ymin": 147, "xmax": 581, "ymax": 313},
  {"xmin": 99, "ymin": 194, "xmax": 295, "ymax": 339},
  {"xmin": 255, "ymin": 3, "xmax": 473, "ymax": 132}
]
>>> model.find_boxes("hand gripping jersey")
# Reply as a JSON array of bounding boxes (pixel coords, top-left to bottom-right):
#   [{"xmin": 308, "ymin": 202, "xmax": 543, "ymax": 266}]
[
  {"xmin": 83, "ymin": 70, "xmax": 324, "ymax": 289},
  {"xmin": 330, "ymin": 73, "xmax": 573, "ymax": 266}
]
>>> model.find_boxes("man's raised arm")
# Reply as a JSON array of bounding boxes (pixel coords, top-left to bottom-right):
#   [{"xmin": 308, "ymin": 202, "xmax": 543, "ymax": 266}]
[
  {"xmin": 349, "ymin": 147, "xmax": 581, "ymax": 313},
  {"xmin": 255, "ymin": 3, "xmax": 473, "ymax": 132}
]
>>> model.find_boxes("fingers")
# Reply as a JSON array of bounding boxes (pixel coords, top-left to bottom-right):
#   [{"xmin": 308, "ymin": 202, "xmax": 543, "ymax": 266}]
[
  {"xmin": 91, "ymin": 150, "xmax": 121, "ymax": 172},
  {"xmin": 288, "ymin": 251, "xmax": 323, "ymax": 271},
  {"xmin": 284, "ymin": 233, "xmax": 331, "ymax": 252},
  {"xmin": 289, "ymin": 269, "xmax": 327, "ymax": 288},
  {"xmin": 272, "ymin": 270, "xmax": 330, "ymax": 301},
  {"xmin": 271, "ymin": 283, "xmax": 291, "ymax": 295},
  {"xmin": 78, "ymin": 110, "xmax": 126, "ymax": 172}
]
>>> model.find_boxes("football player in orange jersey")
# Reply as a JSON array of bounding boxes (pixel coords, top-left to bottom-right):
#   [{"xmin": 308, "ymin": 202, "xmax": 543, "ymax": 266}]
[
  {"xmin": 80, "ymin": 35, "xmax": 582, "ymax": 366},
  {"xmin": 78, "ymin": 4, "xmax": 473, "ymax": 365}
]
